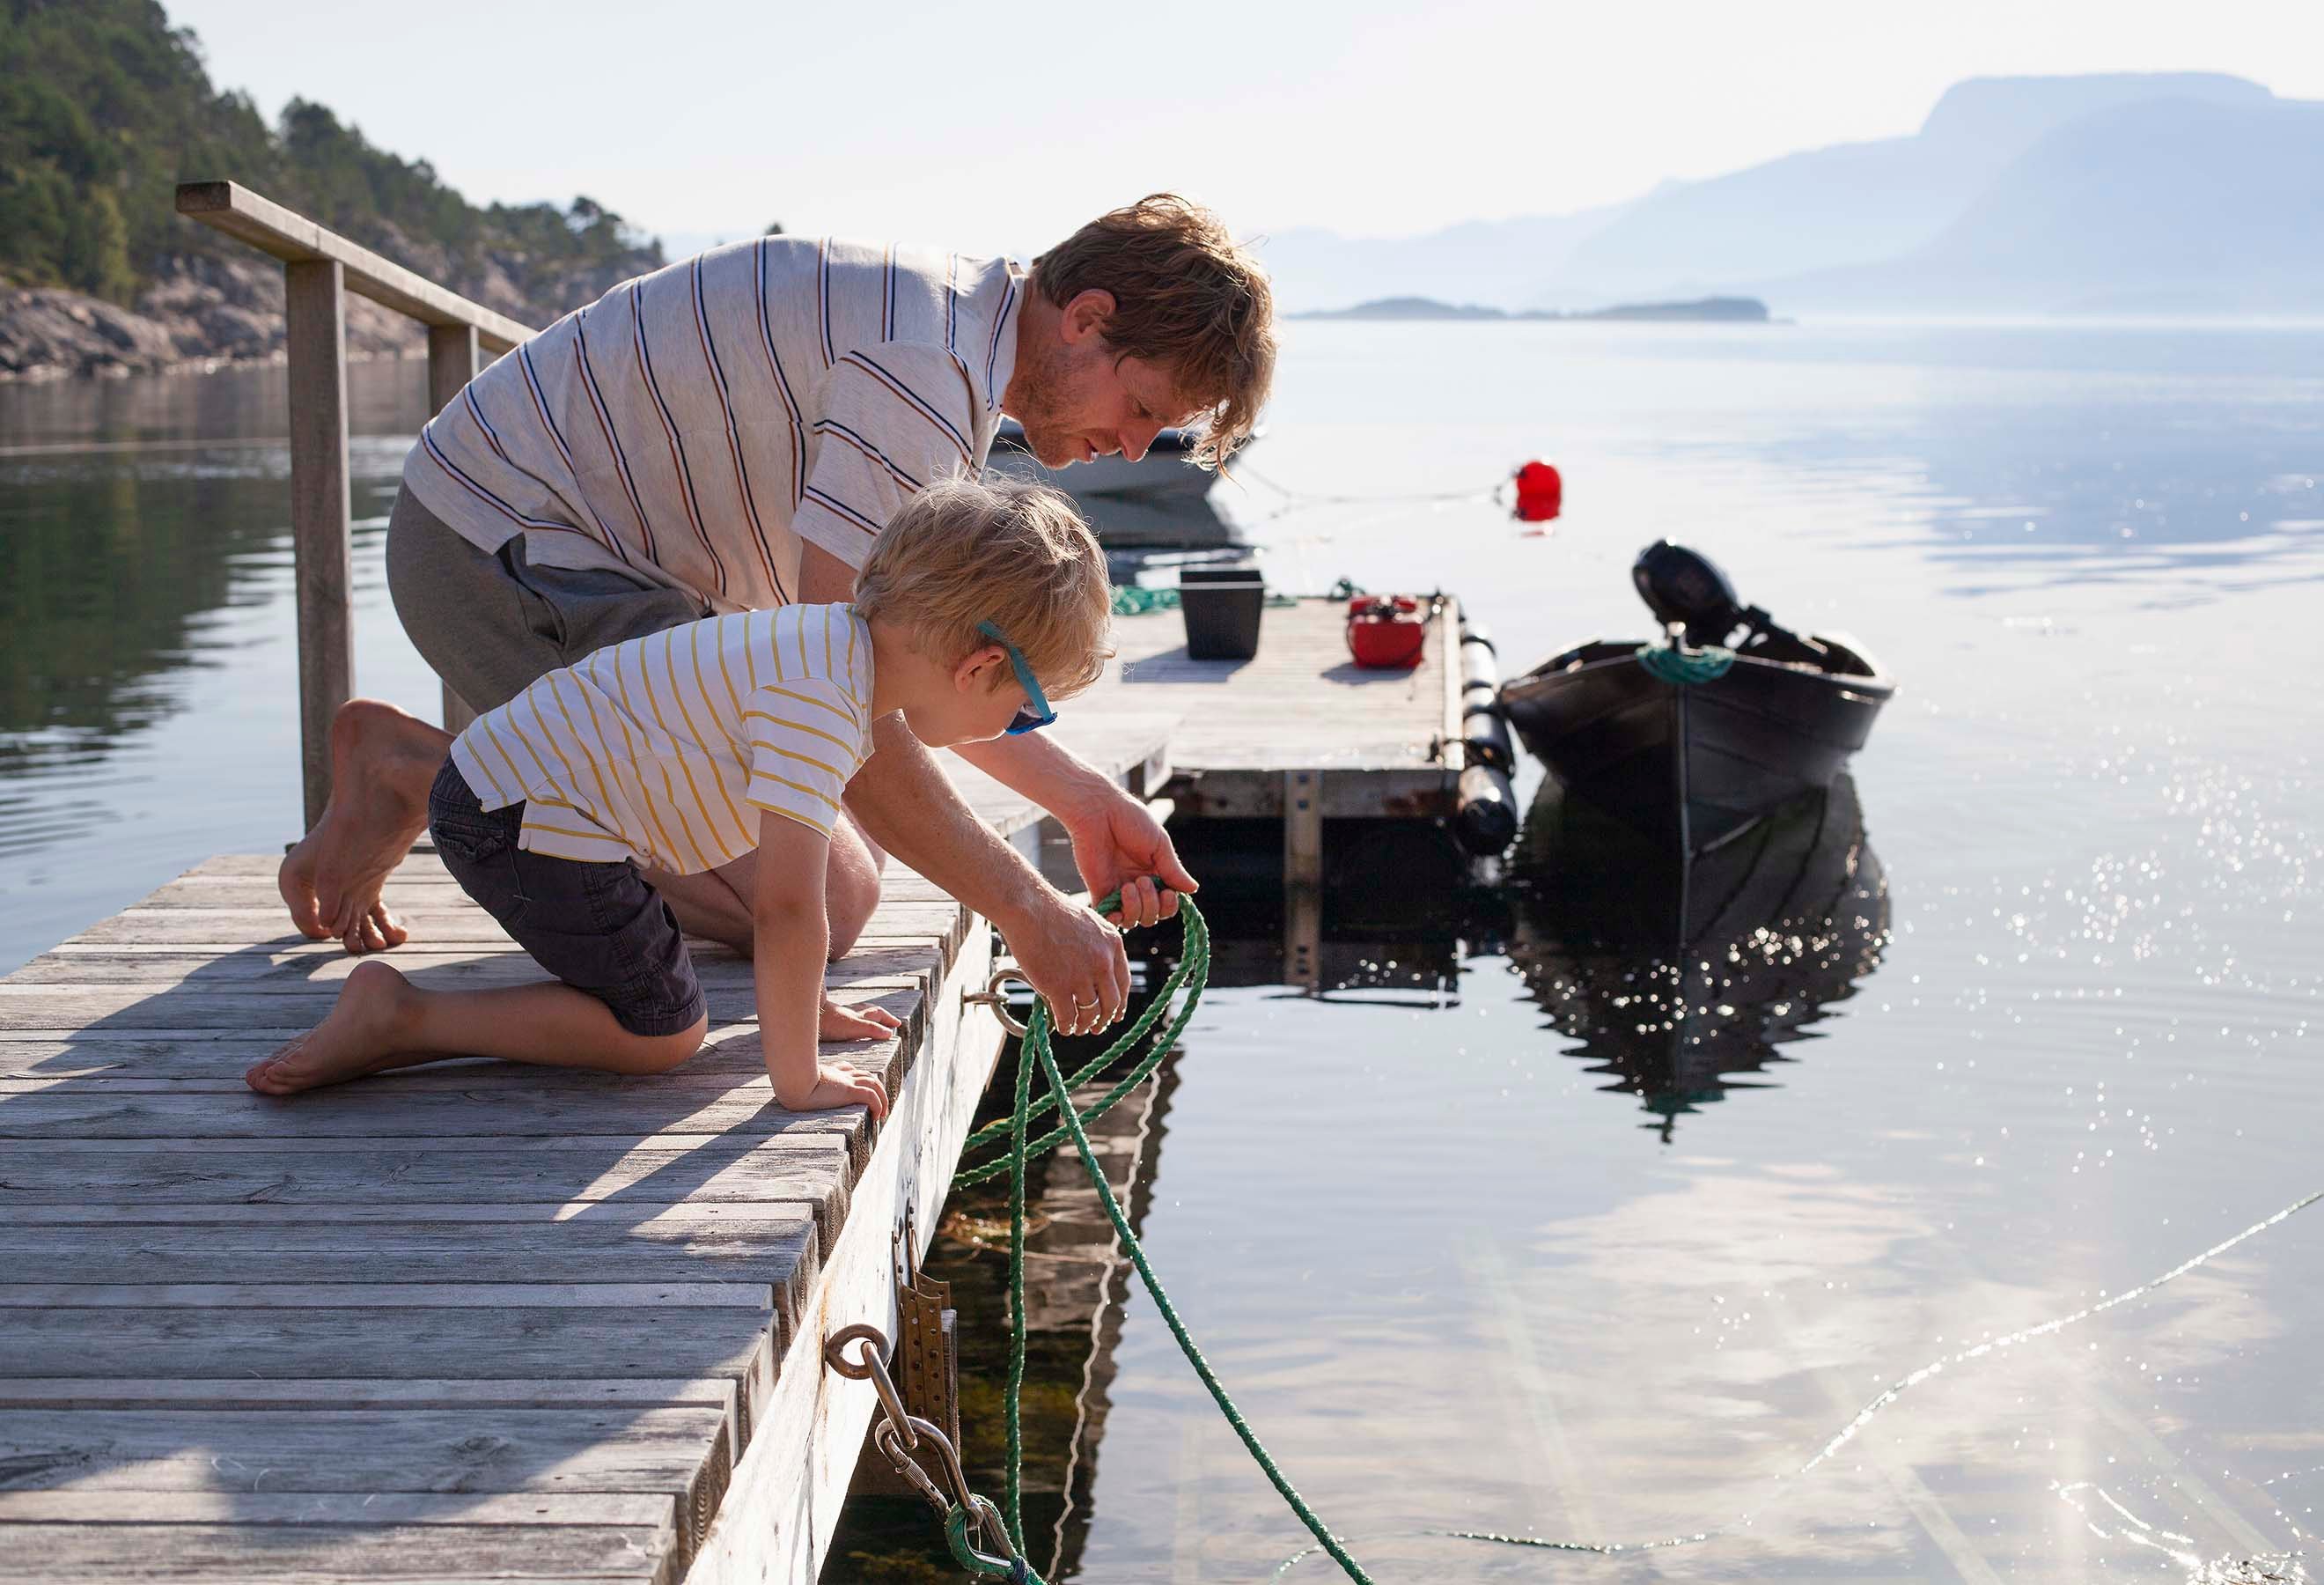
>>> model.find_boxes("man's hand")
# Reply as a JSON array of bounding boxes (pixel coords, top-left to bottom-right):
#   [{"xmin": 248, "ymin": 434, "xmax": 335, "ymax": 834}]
[
  {"xmin": 997, "ymin": 890, "xmax": 1131, "ymax": 1037},
  {"xmin": 1063, "ymin": 785, "xmax": 1198, "ymax": 932}
]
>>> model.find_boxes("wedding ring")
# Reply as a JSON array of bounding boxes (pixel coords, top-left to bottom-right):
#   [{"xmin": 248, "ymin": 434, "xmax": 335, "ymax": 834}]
[{"xmin": 1070, "ymin": 993, "xmax": 1098, "ymax": 1007}]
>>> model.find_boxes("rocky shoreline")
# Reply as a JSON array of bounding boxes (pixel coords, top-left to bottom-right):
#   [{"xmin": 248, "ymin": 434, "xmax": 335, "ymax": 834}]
[
  {"xmin": 4, "ymin": 257, "xmax": 423, "ymax": 381},
  {"xmin": 1, "ymin": 243, "xmax": 649, "ymax": 383}
]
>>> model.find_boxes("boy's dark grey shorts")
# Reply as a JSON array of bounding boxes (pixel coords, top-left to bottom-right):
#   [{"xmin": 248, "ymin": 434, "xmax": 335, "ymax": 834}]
[{"xmin": 426, "ymin": 761, "xmax": 707, "ymax": 1039}]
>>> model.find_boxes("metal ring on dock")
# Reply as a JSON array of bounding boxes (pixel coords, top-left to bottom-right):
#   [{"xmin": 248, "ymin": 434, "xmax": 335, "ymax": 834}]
[
  {"xmin": 963, "ymin": 966, "xmax": 1033, "ymax": 1036},
  {"xmin": 825, "ymin": 1323, "xmax": 921, "ymax": 1456}
]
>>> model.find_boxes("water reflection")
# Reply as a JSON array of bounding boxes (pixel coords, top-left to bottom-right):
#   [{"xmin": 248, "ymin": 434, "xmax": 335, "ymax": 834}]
[
  {"xmin": 828, "ymin": 1040, "xmax": 1181, "ymax": 1581},
  {"xmin": 1692, "ymin": 370, "xmax": 2324, "ymax": 599},
  {"xmin": 0, "ymin": 441, "xmax": 410, "ymax": 866},
  {"xmin": 0, "ymin": 365, "xmax": 435, "ymax": 969},
  {"xmin": 1507, "ymin": 774, "xmax": 1891, "ymax": 1139}
]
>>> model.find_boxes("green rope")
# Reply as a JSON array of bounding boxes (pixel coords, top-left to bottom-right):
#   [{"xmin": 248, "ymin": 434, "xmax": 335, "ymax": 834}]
[
  {"xmin": 952, "ymin": 938, "xmax": 1207, "ymax": 1187},
  {"xmin": 1635, "ymin": 641, "xmax": 1736, "ymax": 685},
  {"xmin": 1112, "ymin": 581, "xmax": 1301, "ymax": 617},
  {"xmin": 949, "ymin": 893, "xmax": 1375, "ymax": 1585},
  {"xmin": 1111, "ymin": 584, "xmax": 1180, "ymax": 615}
]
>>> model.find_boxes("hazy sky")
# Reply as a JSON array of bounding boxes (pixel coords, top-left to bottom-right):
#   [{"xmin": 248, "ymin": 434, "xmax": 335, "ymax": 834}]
[{"xmin": 165, "ymin": 0, "xmax": 2323, "ymax": 257}]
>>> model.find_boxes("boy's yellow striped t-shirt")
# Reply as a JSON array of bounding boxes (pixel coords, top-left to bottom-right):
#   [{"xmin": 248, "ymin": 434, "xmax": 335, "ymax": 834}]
[{"xmin": 448, "ymin": 601, "xmax": 874, "ymax": 874}]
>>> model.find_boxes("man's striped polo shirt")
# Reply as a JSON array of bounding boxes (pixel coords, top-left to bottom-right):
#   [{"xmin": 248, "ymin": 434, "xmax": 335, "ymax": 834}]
[{"xmin": 403, "ymin": 235, "xmax": 1024, "ymax": 612}]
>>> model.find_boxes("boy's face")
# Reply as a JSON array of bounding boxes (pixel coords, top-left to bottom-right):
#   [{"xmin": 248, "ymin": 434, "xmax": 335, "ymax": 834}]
[{"xmin": 901, "ymin": 643, "xmax": 1044, "ymax": 748}]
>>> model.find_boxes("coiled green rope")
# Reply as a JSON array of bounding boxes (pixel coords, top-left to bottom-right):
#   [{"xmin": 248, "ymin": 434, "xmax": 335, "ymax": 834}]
[
  {"xmin": 945, "ymin": 894, "xmax": 1375, "ymax": 1583},
  {"xmin": 1635, "ymin": 641, "xmax": 1736, "ymax": 685}
]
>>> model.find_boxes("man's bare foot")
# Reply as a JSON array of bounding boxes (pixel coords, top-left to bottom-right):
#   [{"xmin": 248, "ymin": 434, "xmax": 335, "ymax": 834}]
[
  {"xmin": 279, "ymin": 699, "xmax": 454, "ymax": 955},
  {"xmin": 246, "ymin": 960, "xmax": 416, "ymax": 1095}
]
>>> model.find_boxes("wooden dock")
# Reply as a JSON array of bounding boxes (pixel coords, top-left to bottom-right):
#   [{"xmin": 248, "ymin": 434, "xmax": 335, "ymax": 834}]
[
  {"xmin": 0, "ymin": 584, "xmax": 1460, "ymax": 1581},
  {"xmin": 1087, "ymin": 595, "xmax": 1471, "ymax": 988},
  {"xmin": 1092, "ymin": 595, "xmax": 1464, "ymax": 831},
  {"xmin": 0, "ymin": 598, "xmax": 1463, "ymax": 1582}
]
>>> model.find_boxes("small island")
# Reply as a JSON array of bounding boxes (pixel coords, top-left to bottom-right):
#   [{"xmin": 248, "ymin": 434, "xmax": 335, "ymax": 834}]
[{"xmin": 1291, "ymin": 294, "xmax": 1772, "ymax": 323}]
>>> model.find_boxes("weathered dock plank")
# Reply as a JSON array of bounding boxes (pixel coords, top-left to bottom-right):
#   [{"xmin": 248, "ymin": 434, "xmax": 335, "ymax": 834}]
[
  {"xmin": 0, "ymin": 1404, "xmax": 732, "ymax": 1496},
  {"xmin": 0, "ymin": 1215, "xmax": 818, "ymax": 1290},
  {"xmin": 0, "ymin": 1305, "xmax": 776, "ymax": 1404},
  {"xmin": 0, "ymin": 1521, "xmax": 684, "ymax": 1584}
]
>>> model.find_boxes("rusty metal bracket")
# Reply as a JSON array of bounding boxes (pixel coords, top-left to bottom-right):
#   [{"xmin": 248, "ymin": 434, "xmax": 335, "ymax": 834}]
[{"xmin": 893, "ymin": 1200, "xmax": 962, "ymax": 1456}]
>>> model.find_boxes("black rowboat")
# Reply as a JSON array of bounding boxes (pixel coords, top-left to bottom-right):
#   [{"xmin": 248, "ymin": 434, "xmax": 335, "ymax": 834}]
[{"xmin": 1498, "ymin": 542, "xmax": 1894, "ymax": 854}]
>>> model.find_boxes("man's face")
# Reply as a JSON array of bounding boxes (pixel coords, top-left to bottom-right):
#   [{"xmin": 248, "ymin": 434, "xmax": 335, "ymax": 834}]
[{"xmin": 1008, "ymin": 291, "xmax": 1202, "ymax": 469}]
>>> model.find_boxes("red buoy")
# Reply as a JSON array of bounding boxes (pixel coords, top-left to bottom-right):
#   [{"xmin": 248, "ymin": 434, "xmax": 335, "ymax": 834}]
[{"xmin": 1513, "ymin": 461, "xmax": 1563, "ymax": 524}]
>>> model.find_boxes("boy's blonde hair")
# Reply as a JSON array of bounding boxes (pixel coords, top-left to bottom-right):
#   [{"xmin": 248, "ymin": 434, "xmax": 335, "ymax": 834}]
[
  {"xmin": 853, "ymin": 475, "xmax": 1114, "ymax": 697},
  {"xmin": 1032, "ymin": 195, "xmax": 1276, "ymax": 472}
]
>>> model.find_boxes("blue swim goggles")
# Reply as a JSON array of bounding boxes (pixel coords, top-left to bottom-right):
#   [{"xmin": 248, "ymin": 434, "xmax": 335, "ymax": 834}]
[{"xmin": 976, "ymin": 620, "xmax": 1057, "ymax": 735}]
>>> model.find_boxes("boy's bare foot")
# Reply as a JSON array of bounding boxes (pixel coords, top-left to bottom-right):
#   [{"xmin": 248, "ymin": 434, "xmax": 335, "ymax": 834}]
[
  {"xmin": 246, "ymin": 960, "xmax": 417, "ymax": 1095},
  {"xmin": 278, "ymin": 699, "xmax": 453, "ymax": 955}
]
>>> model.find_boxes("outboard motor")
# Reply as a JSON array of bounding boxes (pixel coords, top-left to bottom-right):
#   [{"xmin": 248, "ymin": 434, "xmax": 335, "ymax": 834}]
[{"xmin": 1632, "ymin": 541, "xmax": 1743, "ymax": 646}]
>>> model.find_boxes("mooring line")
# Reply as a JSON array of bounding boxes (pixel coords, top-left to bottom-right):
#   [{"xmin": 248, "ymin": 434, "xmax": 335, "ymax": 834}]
[{"xmin": 1270, "ymin": 1185, "xmax": 2324, "ymax": 1575}]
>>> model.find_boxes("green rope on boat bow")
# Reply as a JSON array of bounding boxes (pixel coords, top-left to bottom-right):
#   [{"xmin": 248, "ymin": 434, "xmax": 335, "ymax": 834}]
[
  {"xmin": 946, "ymin": 892, "xmax": 1375, "ymax": 1584},
  {"xmin": 1636, "ymin": 640, "xmax": 1736, "ymax": 685}
]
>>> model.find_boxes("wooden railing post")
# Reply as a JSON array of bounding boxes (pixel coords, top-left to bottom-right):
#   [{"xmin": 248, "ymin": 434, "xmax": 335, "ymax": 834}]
[
  {"xmin": 177, "ymin": 181, "xmax": 540, "ymax": 815},
  {"xmin": 284, "ymin": 258, "xmax": 354, "ymax": 831},
  {"xmin": 427, "ymin": 322, "xmax": 483, "ymax": 734}
]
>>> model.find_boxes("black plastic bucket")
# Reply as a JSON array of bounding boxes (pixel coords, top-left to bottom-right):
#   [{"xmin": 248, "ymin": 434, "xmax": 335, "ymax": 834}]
[{"xmin": 1179, "ymin": 565, "xmax": 1265, "ymax": 660}]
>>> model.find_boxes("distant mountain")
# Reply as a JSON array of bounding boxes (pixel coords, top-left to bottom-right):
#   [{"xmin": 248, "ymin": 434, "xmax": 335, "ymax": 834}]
[
  {"xmin": 1534, "ymin": 73, "xmax": 2277, "ymax": 306},
  {"xmin": 1292, "ymin": 296, "xmax": 1508, "ymax": 321},
  {"xmin": 1255, "ymin": 205, "xmax": 1628, "ymax": 314},
  {"xmin": 1258, "ymin": 73, "xmax": 2317, "ymax": 319},
  {"xmin": 1760, "ymin": 93, "xmax": 2324, "ymax": 313},
  {"xmin": 1292, "ymin": 295, "xmax": 1769, "ymax": 323}
]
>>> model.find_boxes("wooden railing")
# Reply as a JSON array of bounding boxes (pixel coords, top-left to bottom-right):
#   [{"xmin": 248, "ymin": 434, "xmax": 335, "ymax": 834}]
[{"xmin": 175, "ymin": 181, "xmax": 540, "ymax": 829}]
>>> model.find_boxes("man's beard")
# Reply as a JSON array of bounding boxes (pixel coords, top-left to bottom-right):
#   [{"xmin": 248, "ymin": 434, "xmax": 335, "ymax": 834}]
[{"xmin": 1009, "ymin": 341, "xmax": 1086, "ymax": 468}]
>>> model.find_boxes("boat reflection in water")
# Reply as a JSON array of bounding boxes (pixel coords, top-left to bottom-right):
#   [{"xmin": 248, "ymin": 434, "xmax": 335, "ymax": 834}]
[{"xmin": 1507, "ymin": 772, "xmax": 1891, "ymax": 1140}]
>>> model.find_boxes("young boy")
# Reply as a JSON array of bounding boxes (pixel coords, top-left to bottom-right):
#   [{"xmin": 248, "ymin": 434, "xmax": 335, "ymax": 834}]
[{"xmin": 246, "ymin": 476, "xmax": 1114, "ymax": 1111}]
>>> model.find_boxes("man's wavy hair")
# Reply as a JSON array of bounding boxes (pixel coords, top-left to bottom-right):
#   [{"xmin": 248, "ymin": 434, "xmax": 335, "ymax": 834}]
[{"xmin": 1031, "ymin": 195, "xmax": 1276, "ymax": 471}]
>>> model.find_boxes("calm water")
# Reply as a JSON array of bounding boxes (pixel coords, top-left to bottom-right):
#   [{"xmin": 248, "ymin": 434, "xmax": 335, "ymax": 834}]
[{"xmin": 4, "ymin": 323, "xmax": 2320, "ymax": 1581}]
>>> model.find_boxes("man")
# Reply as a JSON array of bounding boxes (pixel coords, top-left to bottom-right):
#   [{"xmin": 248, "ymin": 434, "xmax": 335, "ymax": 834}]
[{"xmin": 280, "ymin": 194, "xmax": 1275, "ymax": 1037}]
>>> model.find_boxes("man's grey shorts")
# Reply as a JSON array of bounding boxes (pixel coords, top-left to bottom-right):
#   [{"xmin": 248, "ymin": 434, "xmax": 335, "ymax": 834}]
[{"xmin": 385, "ymin": 488, "xmax": 708, "ymax": 715}]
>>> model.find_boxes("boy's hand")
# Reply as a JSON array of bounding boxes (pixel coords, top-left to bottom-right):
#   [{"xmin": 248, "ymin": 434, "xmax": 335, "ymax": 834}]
[
  {"xmin": 784, "ymin": 1058, "xmax": 890, "ymax": 1120},
  {"xmin": 820, "ymin": 995, "xmax": 902, "ymax": 1042}
]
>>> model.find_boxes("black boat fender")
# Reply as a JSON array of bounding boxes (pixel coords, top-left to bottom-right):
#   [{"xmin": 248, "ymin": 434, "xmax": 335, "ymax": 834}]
[
  {"xmin": 1459, "ymin": 622, "xmax": 1516, "ymax": 772},
  {"xmin": 1455, "ymin": 763, "xmax": 1519, "ymax": 856},
  {"xmin": 1454, "ymin": 618, "xmax": 1519, "ymax": 855}
]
